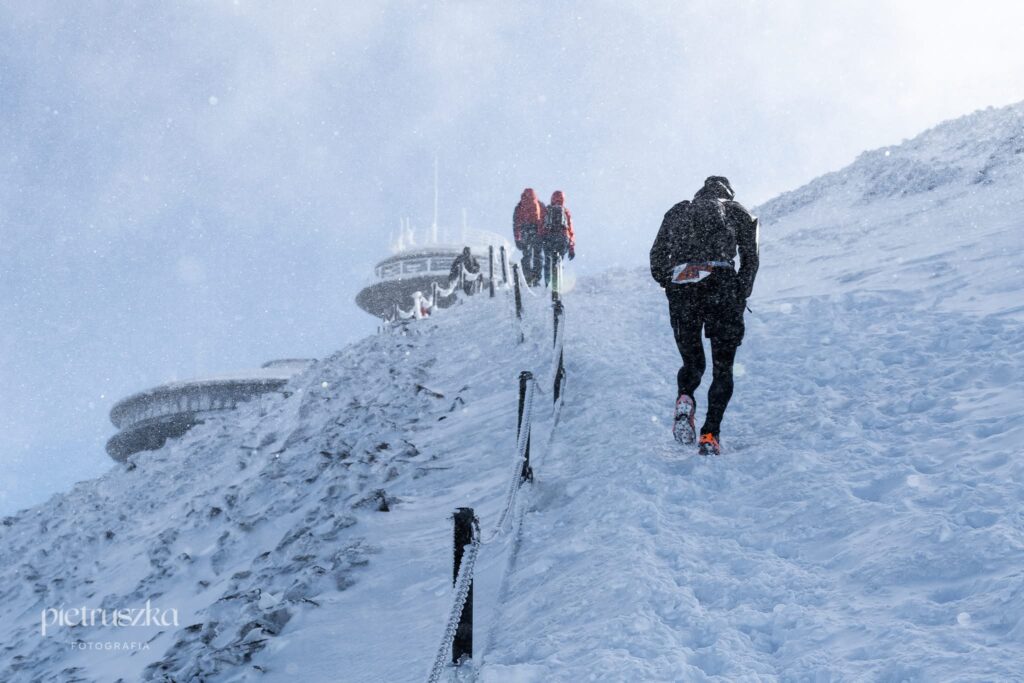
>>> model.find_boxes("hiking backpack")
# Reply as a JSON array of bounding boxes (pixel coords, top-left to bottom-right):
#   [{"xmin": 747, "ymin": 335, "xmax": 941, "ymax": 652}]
[
  {"xmin": 669, "ymin": 197, "xmax": 737, "ymax": 264},
  {"xmin": 650, "ymin": 197, "xmax": 739, "ymax": 285},
  {"xmin": 545, "ymin": 204, "xmax": 570, "ymax": 239}
]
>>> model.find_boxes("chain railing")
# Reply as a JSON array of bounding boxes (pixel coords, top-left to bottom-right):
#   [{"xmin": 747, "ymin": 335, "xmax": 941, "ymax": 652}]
[
  {"xmin": 423, "ymin": 251, "xmax": 570, "ymax": 681},
  {"xmin": 388, "ymin": 248, "xmax": 511, "ymax": 327},
  {"xmin": 426, "ymin": 518, "xmax": 480, "ymax": 683}
]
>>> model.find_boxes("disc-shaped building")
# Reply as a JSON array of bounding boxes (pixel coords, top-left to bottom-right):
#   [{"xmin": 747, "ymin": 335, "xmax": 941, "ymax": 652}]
[{"xmin": 106, "ymin": 359, "xmax": 313, "ymax": 461}]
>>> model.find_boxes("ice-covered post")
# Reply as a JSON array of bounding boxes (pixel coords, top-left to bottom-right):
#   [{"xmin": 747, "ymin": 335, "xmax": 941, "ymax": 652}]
[
  {"xmin": 511, "ymin": 263, "xmax": 523, "ymax": 321},
  {"xmin": 500, "ymin": 245, "xmax": 509, "ymax": 284},
  {"xmin": 452, "ymin": 507, "xmax": 476, "ymax": 664},
  {"xmin": 488, "ymin": 245, "xmax": 495, "ymax": 298},
  {"xmin": 551, "ymin": 253, "xmax": 561, "ymax": 304},
  {"xmin": 553, "ymin": 345, "xmax": 566, "ymax": 404},
  {"xmin": 517, "ymin": 371, "xmax": 534, "ymax": 482},
  {"xmin": 553, "ymin": 298, "xmax": 563, "ymax": 348}
]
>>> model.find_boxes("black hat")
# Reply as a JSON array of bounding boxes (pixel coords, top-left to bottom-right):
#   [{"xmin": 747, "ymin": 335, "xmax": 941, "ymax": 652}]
[{"xmin": 703, "ymin": 176, "xmax": 735, "ymax": 200}]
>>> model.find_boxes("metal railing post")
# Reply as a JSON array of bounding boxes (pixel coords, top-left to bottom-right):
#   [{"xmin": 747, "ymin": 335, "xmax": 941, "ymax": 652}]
[
  {"xmin": 554, "ymin": 347, "xmax": 566, "ymax": 404},
  {"xmin": 517, "ymin": 371, "xmax": 534, "ymax": 482},
  {"xmin": 553, "ymin": 299, "xmax": 562, "ymax": 348},
  {"xmin": 452, "ymin": 507, "xmax": 476, "ymax": 664},
  {"xmin": 489, "ymin": 245, "xmax": 495, "ymax": 298},
  {"xmin": 500, "ymin": 245, "xmax": 509, "ymax": 284},
  {"xmin": 551, "ymin": 253, "xmax": 561, "ymax": 304},
  {"xmin": 511, "ymin": 263, "xmax": 523, "ymax": 321}
]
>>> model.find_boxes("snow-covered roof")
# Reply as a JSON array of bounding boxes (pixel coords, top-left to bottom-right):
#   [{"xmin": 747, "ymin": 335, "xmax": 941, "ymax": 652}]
[{"xmin": 109, "ymin": 359, "xmax": 315, "ymax": 426}]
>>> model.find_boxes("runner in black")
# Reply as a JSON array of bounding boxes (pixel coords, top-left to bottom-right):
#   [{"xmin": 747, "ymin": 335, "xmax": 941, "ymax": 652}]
[{"xmin": 649, "ymin": 176, "xmax": 760, "ymax": 455}]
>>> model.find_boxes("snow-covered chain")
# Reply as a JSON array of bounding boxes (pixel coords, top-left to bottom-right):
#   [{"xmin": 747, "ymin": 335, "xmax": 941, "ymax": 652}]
[
  {"xmin": 393, "ymin": 266, "xmax": 490, "ymax": 322},
  {"xmin": 425, "ymin": 533, "xmax": 481, "ymax": 683},
  {"xmin": 395, "ymin": 291, "xmax": 431, "ymax": 320},
  {"xmin": 424, "ymin": 374, "xmax": 536, "ymax": 681},
  {"xmin": 481, "ymin": 375, "xmax": 535, "ymax": 545}
]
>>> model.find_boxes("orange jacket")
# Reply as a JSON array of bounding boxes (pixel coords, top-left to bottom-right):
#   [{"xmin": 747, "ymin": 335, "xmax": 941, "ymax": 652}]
[
  {"xmin": 547, "ymin": 190, "xmax": 575, "ymax": 249},
  {"xmin": 513, "ymin": 188, "xmax": 543, "ymax": 243}
]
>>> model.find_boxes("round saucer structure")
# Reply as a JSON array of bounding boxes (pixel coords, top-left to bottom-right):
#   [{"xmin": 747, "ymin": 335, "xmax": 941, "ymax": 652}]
[
  {"xmin": 106, "ymin": 359, "xmax": 314, "ymax": 462},
  {"xmin": 356, "ymin": 228, "xmax": 509, "ymax": 319}
]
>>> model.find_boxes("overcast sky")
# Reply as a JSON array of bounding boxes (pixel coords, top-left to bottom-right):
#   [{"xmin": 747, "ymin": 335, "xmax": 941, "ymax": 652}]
[{"xmin": 2, "ymin": 1, "xmax": 1022, "ymax": 515}]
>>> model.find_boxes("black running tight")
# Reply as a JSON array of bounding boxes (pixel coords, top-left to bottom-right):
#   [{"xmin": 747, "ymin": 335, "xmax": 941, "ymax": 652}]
[{"xmin": 675, "ymin": 338, "xmax": 737, "ymax": 436}]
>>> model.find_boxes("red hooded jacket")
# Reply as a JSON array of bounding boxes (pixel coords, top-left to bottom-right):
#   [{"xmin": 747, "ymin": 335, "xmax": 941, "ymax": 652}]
[
  {"xmin": 547, "ymin": 190, "xmax": 575, "ymax": 250},
  {"xmin": 513, "ymin": 188, "xmax": 544, "ymax": 243}
]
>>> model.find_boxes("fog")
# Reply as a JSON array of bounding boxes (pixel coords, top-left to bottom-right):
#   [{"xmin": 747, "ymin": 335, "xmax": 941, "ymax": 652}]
[{"xmin": 2, "ymin": 1, "xmax": 1021, "ymax": 514}]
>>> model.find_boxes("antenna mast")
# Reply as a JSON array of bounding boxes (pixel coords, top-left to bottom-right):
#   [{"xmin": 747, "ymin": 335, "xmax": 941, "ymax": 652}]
[{"xmin": 431, "ymin": 156, "xmax": 439, "ymax": 244}]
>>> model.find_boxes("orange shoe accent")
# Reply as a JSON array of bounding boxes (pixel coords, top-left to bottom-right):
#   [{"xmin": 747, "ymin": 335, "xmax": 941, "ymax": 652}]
[{"xmin": 698, "ymin": 433, "xmax": 721, "ymax": 455}]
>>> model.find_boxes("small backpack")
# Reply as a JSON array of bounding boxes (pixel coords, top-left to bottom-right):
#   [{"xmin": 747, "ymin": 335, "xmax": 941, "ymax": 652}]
[
  {"xmin": 669, "ymin": 197, "xmax": 736, "ymax": 263},
  {"xmin": 545, "ymin": 204, "xmax": 569, "ymax": 238}
]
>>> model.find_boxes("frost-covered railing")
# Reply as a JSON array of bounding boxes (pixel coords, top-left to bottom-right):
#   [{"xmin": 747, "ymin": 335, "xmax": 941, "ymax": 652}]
[
  {"xmin": 109, "ymin": 378, "xmax": 290, "ymax": 430},
  {"xmin": 426, "ymin": 372, "xmax": 536, "ymax": 682},
  {"xmin": 387, "ymin": 245, "xmax": 513, "ymax": 325},
  {"xmin": 550, "ymin": 254, "xmax": 567, "ymax": 413},
  {"xmin": 424, "ymin": 253, "xmax": 569, "ymax": 681}
]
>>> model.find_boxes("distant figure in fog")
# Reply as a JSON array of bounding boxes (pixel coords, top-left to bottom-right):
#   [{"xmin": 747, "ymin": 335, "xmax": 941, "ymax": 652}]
[{"xmin": 449, "ymin": 246, "xmax": 481, "ymax": 296}]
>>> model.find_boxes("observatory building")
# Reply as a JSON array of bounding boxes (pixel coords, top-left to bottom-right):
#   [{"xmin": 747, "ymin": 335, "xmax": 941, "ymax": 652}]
[
  {"xmin": 106, "ymin": 359, "xmax": 314, "ymax": 462},
  {"xmin": 356, "ymin": 222, "xmax": 510, "ymax": 319}
]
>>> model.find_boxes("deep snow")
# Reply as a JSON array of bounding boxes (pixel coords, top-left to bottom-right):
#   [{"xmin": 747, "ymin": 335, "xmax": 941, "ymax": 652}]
[{"xmin": 2, "ymin": 101, "xmax": 1024, "ymax": 682}]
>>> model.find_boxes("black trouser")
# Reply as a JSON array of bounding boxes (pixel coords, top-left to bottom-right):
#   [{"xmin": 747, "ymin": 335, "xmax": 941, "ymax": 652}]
[
  {"xmin": 542, "ymin": 234, "xmax": 568, "ymax": 286},
  {"xmin": 518, "ymin": 225, "xmax": 542, "ymax": 286},
  {"xmin": 666, "ymin": 269, "xmax": 745, "ymax": 437}
]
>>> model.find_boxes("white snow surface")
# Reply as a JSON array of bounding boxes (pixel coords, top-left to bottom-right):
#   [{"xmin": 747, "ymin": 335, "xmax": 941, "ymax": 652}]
[{"xmin": 2, "ymin": 101, "xmax": 1024, "ymax": 682}]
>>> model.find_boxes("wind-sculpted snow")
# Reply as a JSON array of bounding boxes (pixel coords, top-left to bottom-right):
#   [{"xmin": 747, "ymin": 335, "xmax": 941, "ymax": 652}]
[
  {"xmin": 755, "ymin": 103, "xmax": 1024, "ymax": 323},
  {"xmin": 758, "ymin": 100, "xmax": 1024, "ymax": 225},
  {"xmin": 0, "ymin": 292, "xmax": 536, "ymax": 682},
  {"xmin": 478, "ymin": 274, "xmax": 1024, "ymax": 681}
]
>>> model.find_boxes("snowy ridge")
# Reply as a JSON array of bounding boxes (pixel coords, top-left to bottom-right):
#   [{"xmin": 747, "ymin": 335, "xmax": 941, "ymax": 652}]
[
  {"xmin": 758, "ymin": 100, "xmax": 1024, "ymax": 225},
  {"xmin": 754, "ymin": 100, "xmax": 1024, "ymax": 321}
]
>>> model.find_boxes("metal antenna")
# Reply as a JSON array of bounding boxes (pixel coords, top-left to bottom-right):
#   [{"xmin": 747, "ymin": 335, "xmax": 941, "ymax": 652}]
[{"xmin": 432, "ymin": 155, "xmax": 439, "ymax": 244}]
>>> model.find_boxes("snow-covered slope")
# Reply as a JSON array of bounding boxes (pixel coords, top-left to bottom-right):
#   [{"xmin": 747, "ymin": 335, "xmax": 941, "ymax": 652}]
[
  {"xmin": 0, "ymin": 292, "xmax": 542, "ymax": 682},
  {"xmin": 3, "ymin": 101, "xmax": 1024, "ymax": 682},
  {"xmin": 756, "ymin": 101, "xmax": 1024, "ymax": 317}
]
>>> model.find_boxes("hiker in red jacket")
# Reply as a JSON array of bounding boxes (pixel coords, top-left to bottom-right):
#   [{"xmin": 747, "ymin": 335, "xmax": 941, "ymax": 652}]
[
  {"xmin": 542, "ymin": 190, "xmax": 575, "ymax": 286},
  {"xmin": 513, "ymin": 188, "xmax": 545, "ymax": 286}
]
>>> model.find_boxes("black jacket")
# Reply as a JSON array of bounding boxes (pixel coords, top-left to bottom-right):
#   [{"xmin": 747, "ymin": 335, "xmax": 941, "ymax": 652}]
[
  {"xmin": 449, "ymin": 252, "xmax": 480, "ymax": 281},
  {"xmin": 650, "ymin": 182, "xmax": 760, "ymax": 299}
]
